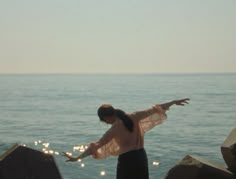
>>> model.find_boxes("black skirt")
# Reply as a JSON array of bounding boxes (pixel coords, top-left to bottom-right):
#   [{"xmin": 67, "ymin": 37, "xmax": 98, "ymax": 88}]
[{"xmin": 116, "ymin": 148, "xmax": 149, "ymax": 179}]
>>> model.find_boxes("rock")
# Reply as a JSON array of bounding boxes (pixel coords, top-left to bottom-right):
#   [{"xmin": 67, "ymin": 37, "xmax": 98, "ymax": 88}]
[
  {"xmin": 221, "ymin": 128, "xmax": 236, "ymax": 173},
  {"xmin": 0, "ymin": 144, "xmax": 62, "ymax": 179},
  {"xmin": 164, "ymin": 155, "xmax": 236, "ymax": 179}
]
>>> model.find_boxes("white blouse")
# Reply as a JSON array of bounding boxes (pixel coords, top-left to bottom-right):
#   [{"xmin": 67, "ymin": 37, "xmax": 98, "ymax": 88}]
[{"xmin": 89, "ymin": 104, "xmax": 167, "ymax": 159}]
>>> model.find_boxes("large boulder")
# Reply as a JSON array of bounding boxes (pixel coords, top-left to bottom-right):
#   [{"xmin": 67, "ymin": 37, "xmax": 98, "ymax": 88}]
[
  {"xmin": 221, "ymin": 128, "xmax": 236, "ymax": 173},
  {"xmin": 165, "ymin": 155, "xmax": 236, "ymax": 179},
  {"xmin": 0, "ymin": 144, "xmax": 62, "ymax": 179}
]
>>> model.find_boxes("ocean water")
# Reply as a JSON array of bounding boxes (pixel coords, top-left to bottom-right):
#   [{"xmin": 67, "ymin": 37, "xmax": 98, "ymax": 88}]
[{"xmin": 0, "ymin": 73, "xmax": 235, "ymax": 179}]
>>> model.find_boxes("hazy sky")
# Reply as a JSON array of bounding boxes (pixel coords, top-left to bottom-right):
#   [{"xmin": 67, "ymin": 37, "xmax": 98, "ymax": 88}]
[{"xmin": 0, "ymin": 0, "xmax": 235, "ymax": 73}]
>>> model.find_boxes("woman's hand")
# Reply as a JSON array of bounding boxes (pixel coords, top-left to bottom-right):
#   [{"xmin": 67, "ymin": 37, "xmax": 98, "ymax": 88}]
[
  {"xmin": 160, "ymin": 98, "xmax": 190, "ymax": 111},
  {"xmin": 62, "ymin": 147, "xmax": 91, "ymax": 162},
  {"xmin": 173, "ymin": 98, "xmax": 190, "ymax": 106},
  {"xmin": 62, "ymin": 152, "xmax": 79, "ymax": 162}
]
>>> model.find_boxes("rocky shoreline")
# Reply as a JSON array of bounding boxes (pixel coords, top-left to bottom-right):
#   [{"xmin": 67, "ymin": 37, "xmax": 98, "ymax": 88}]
[{"xmin": 165, "ymin": 128, "xmax": 236, "ymax": 179}]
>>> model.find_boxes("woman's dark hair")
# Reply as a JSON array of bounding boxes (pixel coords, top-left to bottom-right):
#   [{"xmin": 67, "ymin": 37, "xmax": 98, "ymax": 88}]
[{"xmin": 97, "ymin": 104, "xmax": 134, "ymax": 132}]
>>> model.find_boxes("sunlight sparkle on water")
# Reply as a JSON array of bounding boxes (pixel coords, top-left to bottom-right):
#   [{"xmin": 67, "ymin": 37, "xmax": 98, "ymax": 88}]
[
  {"xmin": 49, "ymin": 150, "xmax": 54, "ymax": 154},
  {"xmin": 44, "ymin": 150, "xmax": 49, "ymax": 154},
  {"xmin": 73, "ymin": 145, "xmax": 88, "ymax": 152},
  {"xmin": 100, "ymin": 171, "xmax": 106, "ymax": 176},
  {"xmin": 152, "ymin": 161, "xmax": 160, "ymax": 166},
  {"xmin": 66, "ymin": 152, "xmax": 72, "ymax": 156},
  {"xmin": 42, "ymin": 143, "xmax": 50, "ymax": 148}
]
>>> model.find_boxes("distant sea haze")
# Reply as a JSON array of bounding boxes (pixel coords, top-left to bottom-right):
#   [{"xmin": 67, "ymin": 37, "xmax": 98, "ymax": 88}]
[{"xmin": 0, "ymin": 73, "xmax": 235, "ymax": 178}]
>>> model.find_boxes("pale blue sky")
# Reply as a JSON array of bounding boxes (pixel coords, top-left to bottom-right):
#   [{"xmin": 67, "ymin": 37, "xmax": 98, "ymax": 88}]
[{"xmin": 0, "ymin": 0, "xmax": 235, "ymax": 73}]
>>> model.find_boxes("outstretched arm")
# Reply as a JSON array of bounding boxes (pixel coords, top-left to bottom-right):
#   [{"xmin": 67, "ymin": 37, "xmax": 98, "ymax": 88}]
[
  {"xmin": 160, "ymin": 98, "xmax": 190, "ymax": 111},
  {"xmin": 62, "ymin": 148, "xmax": 91, "ymax": 162},
  {"xmin": 62, "ymin": 129, "xmax": 114, "ymax": 162}
]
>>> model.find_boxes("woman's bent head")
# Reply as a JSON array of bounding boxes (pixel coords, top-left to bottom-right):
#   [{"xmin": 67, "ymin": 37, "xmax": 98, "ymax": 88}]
[
  {"xmin": 97, "ymin": 104, "xmax": 116, "ymax": 124},
  {"xmin": 97, "ymin": 104, "xmax": 134, "ymax": 132}
]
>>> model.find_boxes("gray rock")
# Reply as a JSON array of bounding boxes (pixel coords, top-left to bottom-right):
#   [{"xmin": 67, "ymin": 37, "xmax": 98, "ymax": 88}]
[
  {"xmin": 221, "ymin": 128, "xmax": 236, "ymax": 173},
  {"xmin": 0, "ymin": 144, "xmax": 62, "ymax": 179},
  {"xmin": 165, "ymin": 155, "xmax": 236, "ymax": 179}
]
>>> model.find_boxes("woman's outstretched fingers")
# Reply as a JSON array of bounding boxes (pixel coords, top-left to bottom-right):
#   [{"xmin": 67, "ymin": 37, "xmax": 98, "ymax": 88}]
[
  {"xmin": 62, "ymin": 152, "xmax": 69, "ymax": 157},
  {"xmin": 175, "ymin": 98, "xmax": 190, "ymax": 106},
  {"xmin": 181, "ymin": 98, "xmax": 190, "ymax": 104},
  {"xmin": 183, "ymin": 98, "xmax": 190, "ymax": 103},
  {"xmin": 62, "ymin": 152, "xmax": 73, "ymax": 162}
]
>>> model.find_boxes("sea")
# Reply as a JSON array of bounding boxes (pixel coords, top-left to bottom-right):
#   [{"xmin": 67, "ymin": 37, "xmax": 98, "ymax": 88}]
[{"xmin": 0, "ymin": 73, "xmax": 235, "ymax": 179}]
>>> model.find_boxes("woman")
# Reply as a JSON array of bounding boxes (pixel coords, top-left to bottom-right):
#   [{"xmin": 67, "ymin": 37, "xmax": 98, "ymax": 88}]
[{"xmin": 63, "ymin": 98, "xmax": 190, "ymax": 179}]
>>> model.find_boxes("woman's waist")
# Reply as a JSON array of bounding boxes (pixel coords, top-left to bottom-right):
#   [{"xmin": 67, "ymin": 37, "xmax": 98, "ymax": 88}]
[{"xmin": 118, "ymin": 147, "xmax": 146, "ymax": 158}]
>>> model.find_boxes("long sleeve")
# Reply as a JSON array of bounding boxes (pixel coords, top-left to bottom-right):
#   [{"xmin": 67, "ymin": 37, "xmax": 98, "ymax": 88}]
[
  {"xmin": 129, "ymin": 104, "xmax": 167, "ymax": 133},
  {"xmin": 89, "ymin": 126, "xmax": 118, "ymax": 159},
  {"xmin": 87, "ymin": 104, "xmax": 167, "ymax": 160}
]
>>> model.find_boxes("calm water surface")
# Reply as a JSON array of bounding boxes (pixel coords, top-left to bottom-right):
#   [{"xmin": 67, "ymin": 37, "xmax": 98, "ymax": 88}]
[{"xmin": 0, "ymin": 74, "xmax": 235, "ymax": 178}]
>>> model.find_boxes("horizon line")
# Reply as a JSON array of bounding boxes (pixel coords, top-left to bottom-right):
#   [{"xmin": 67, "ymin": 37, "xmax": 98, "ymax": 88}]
[{"xmin": 0, "ymin": 72, "xmax": 235, "ymax": 75}]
